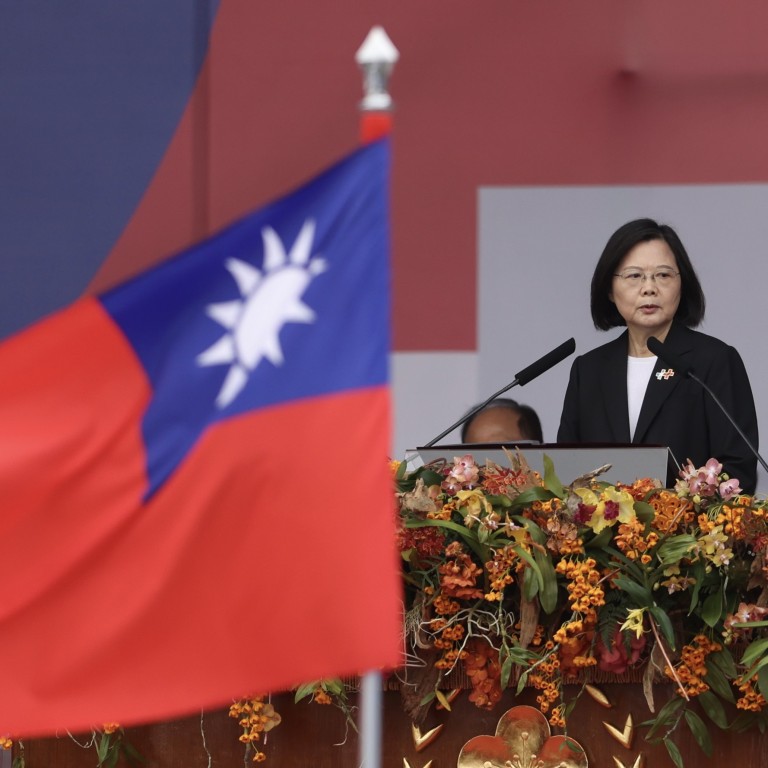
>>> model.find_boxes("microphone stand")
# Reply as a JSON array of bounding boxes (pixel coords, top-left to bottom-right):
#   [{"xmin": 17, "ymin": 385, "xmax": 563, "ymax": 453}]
[
  {"xmin": 422, "ymin": 379, "xmax": 520, "ymax": 448},
  {"xmin": 422, "ymin": 337, "xmax": 576, "ymax": 448},
  {"xmin": 647, "ymin": 335, "xmax": 768, "ymax": 476},
  {"xmin": 689, "ymin": 370, "xmax": 768, "ymax": 475}
]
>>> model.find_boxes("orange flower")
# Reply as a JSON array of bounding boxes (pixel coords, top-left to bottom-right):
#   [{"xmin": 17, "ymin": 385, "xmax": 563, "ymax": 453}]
[{"xmin": 464, "ymin": 639, "xmax": 503, "ymax": 709}]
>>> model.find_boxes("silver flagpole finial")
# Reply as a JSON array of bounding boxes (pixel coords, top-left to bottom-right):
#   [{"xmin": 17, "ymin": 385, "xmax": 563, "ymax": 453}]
[{"xmin": 355, "ymin": 26, "xmax": 399, "ymax": 112}]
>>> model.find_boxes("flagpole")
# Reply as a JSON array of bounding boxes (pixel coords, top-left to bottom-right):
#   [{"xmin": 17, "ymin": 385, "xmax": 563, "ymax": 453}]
[{"xmin": 355, "ymin": 25, "xmax": 399, "ymax": 768}]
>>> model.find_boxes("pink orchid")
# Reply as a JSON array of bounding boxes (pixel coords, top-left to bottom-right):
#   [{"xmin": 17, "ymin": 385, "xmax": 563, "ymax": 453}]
[
  {"xmin": 702, "ymin": 458, "xmax": 723, "ymax": 484},
  {"xmin": 679, "ymin": 459, "xmax": 699, "ymax": 481},
  {"xmin": 719, "ymin": 477, "xmax": 742, "ymax": 500},
  {"xmin": 442, "ymin": 454, "xmax": 480, "ymax": 492},
  {"xmin": 681, "ymin": 458, "xmax": 725, "ymax": 498},
  {"xmin": 724, "ymin": 602, "xmax": 768, "ymax": 634}
]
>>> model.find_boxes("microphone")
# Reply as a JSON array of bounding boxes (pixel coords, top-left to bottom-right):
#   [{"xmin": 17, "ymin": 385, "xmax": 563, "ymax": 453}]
[
  {"xmin": 422, "ymin": 337, "xmax": 576, "ymax": 448},
  {"xmin": 514, "ymin": 337, "xmax": 577, "ymax": 386},
  {"xmin": 647, "ymin": 336, "xmax": 768, "ymax": 474}
]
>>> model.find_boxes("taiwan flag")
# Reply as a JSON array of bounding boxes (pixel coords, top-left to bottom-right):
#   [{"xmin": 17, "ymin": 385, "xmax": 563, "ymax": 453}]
[{"xmin": 0, "ymin": 138, "xmax": 401, "ymax": 736}]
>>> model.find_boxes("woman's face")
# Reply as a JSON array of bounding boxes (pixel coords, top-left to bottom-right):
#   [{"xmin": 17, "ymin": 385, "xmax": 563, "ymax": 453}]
[{"xmin": 609, "ymin": 239, "xmax": 681, "ymax": 338}]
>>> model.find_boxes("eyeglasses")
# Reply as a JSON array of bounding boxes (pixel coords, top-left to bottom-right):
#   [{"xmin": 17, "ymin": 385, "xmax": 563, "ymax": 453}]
[{"xmin": 613, "ymin": 268, "xmax": 680, "ymax": 287}]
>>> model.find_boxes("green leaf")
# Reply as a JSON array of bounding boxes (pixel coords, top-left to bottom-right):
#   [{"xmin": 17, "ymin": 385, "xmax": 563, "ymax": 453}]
[
  {"xmin": 562, "ymin": 699, "xmax": 579, "ymax": 721},
  {"xmin": 634, "ymin": 500, "xmax": 655, "ymax": 524},
  {"xmin": 505, "ymin": 646, "xmax": 536, "ymax": 664},
  {"xmin": 743, "ymin": 653, "xmax": 768, "ymax": 682},
  {"xmin": 701, "ymin": 587, "xmax": 724, "ymax": 627},
  {"xmin": 519, "ymin": 517, "xmax": 546, "ymax": 546},
  {"xmin": 542, "ymin": 454, "xmax": 565, "ymax": 497},
  {"xmin": 729, "ymin": 712, "xmax": 759, "ymax": 733},
  {"xmin": 645, "ymin": 695, "xmax": 686, "ymax": 740},
  {"xmin": 613, "ymin": 576, "xmax": 654, "ymax": 608},
  {"xmin": 709, "ymin": 648, "xmax": 738, "ymax": 679},
  {"xmin": 418, "ymin": 690, "xmax": 436, "ymax": 707},
  {"xmin": 704, "ymin": 658, "xmax": 736, "ymax": 704},
  {"xmin": 657, "ymin": 534, "xmax": 697, "ymax": 565},
  {"xmin": 684, "ymin": 709, "xmax": 713, "ymax": 756},
  {"xmin": 740, "ymin": 637, "xmax": 768, "ymax": 669},
  {"xmin": 418, "ymin": 469, "xmax": 444, "ymax": 487},
  {"xmin": 522, "ymin": 560, "xmax": 539, "ymax": 602},
  {"xmin": 500, "ymin": 650, "xmax": 514, "ymax": 691},
  {"xmin": 96, "ymin": 734, "xmax": 110, "ymax": 764},
  {"xmin": 649, "ymin": 605, "xmax": 676, "ymax": 649},
  {"xmin": 324, "ymin": 678, "xmax": 345, "ymax": 695},
  {"xmin": 515, "ymin": 545, "xmax": 544, "ymax": 601},
  {"xmin": 698, "ymin": 690, "xmax": 728, "ymax": 729},
  {"xmin": 586, "ymin": 526, "xmax": 613, "ymax": 550},
  {"xmin": 731, "ymin": 619, "xmax": 768, "ymax": 628},
  {"xmin": 532, "ymin": 545, "xmax": 558, "ymax": 614},
  {"xmin": 121, "ymin": 739, "xmax": 146, "ymax": 765},
  {"xmin": 688, "ymin": 560, "xmax": 706, "ymax": 614},
  {"xmin": 663, "ymin": 737, "xmax": 685, "ymax": 768},
  {"xmin": 758, "ymin": 665, "xmax": 768, "ymax": 703},
  {"xmin": 507, "ymin": 487, "xmax": 553, "ymax": 511},
  {"xmin": 294, "ymin": 682, "xmax": 317, "ymax": 702},
  {"xmin": 106, "ymin": 746, "xmax": 121, "ymax": 768}
]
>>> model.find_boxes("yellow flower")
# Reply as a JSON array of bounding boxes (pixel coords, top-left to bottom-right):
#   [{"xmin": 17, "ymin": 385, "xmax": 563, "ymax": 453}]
[
  {"xmin": 456, "ymin": 489, "xmax": 492, "ymax": 521},
  {"xmin": 576, "ymin": 486, "xmax": 635, "ymax": 533},
  {"xmin": 698, "ymin": 525, "xmax": 733, "ymax": 567},
  {"xmin": 604, "ymin": 486, "xmax": 636, "ymax": 523},
  {"xmin": 620, "ymin": 607, "xmax": 647, "ymax": 639}
]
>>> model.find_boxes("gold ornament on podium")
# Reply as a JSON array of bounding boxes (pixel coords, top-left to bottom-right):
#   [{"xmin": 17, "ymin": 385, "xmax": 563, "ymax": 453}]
[
  {"xmin": 613, "ymin": 755, "xmax": 643, "ymax": 768},
  {"xmin": 583, "ymin": 684, "xmax": 612, "ymax": 708},
  {"xmin": 457, "ymin": 704, "xmax": 587, "ymax": 768},
  {"xmin": 602, "ymin": 714, "xmax": 634, "ymax": 750},
  {"xmin": 411, "ymin": 722, "xmax": 444, "ymax": 752}
]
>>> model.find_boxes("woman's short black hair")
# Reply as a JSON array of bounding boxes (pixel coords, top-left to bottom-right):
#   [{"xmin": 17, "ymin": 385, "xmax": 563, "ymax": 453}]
[{"xmin": 590, "ymin": 218, "xmax": 706, "ymax": 331}]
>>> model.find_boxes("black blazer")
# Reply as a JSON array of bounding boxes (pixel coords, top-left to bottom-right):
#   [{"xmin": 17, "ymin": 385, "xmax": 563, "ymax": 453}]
[{"xmin": 557, "ymin": 323, "xmax": 759, "ymax": 493}]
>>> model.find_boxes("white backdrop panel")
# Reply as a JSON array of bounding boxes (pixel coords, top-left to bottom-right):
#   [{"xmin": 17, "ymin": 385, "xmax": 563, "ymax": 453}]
[
  {"xmin": 392, "ymin": 351, "xmax": 477, "ymax": 460},
  {"xmin": 478, "ymin": 185, "xmax": 768, "ymax": 492}
]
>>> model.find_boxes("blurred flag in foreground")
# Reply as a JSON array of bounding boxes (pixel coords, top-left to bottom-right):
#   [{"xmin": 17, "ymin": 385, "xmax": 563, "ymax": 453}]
[{"xmin": 0, "ymin": 138, "xmax": 401, "ymax": 736}]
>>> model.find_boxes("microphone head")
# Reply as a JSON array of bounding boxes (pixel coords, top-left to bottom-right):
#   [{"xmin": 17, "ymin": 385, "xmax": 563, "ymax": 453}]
[
  {"xmin": 646, "ymin": 336, "xmax": 664, "ymax": 357},
  {"xmin": 514, "ymin": 337, "xmax": 576, "ymax": 386},
  {"xmin": 647, "ymin": 336, "xmax": 692, "ymax": 377}
]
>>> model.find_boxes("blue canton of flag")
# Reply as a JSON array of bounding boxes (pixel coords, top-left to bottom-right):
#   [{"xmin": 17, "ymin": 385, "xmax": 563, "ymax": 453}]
[{"xmin": 100, "ymin": 139, "xmax": 391, "ymax": 497}]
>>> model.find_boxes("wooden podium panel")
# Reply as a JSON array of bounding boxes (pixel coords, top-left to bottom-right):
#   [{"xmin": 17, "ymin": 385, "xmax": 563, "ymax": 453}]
[{"xmin": 14, "ymin": 684, "xmax": 767, "ymax": 767}]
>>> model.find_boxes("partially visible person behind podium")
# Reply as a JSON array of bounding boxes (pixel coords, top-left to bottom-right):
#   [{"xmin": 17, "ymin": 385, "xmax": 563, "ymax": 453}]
[
  {"xmin": 462, "ymin": 398, "xmax": 543, "ymax": 444},
  {"xmin": 557, "ymin": 218, "xmax": 758, "ymax": 493}
]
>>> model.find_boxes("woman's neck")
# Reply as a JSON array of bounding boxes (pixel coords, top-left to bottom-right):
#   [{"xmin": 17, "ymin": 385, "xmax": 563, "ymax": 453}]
[{"xmin": 627, "ymin": 324, "xmax": 673, "ymax": 357}]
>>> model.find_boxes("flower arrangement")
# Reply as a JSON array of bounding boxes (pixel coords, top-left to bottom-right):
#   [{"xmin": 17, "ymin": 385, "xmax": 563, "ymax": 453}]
[
  {"xmin": 395, "ymin": 451, "xmax": 768, "ymax": 767},
  {"xmin": 4, "ymin": 453, "xmax": 768, "ymax": 767}
]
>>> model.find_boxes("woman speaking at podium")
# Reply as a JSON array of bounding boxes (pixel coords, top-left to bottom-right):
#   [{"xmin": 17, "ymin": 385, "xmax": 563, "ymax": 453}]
[{"xmin": 557, "ymin": 218, "xmax": 758, "ymax": 493}]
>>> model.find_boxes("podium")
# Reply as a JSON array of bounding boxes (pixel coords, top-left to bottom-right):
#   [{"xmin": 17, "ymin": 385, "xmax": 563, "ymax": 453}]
[
  {"xmin": 412, "ymin": 441, "xmax": 672, "ymax": 485},
  {"xmin": 13, "ymin": 443, "xmax": 768, "ymax": 767}
]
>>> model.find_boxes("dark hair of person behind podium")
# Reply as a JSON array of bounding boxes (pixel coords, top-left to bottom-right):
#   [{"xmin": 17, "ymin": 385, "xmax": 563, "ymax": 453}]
[
  {"xmin": 460, "ymin": 398, "xmax": 543, "ymax": 444},
  {"xmin": 590, "ymin": 218, "xmax": 706, "ymax": 331}
]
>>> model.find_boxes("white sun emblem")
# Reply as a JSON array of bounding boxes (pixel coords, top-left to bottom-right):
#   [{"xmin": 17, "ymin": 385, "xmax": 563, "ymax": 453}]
[{"xmin": 196, "ymin": 218, "xmax": 326, "ymax": 408}]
